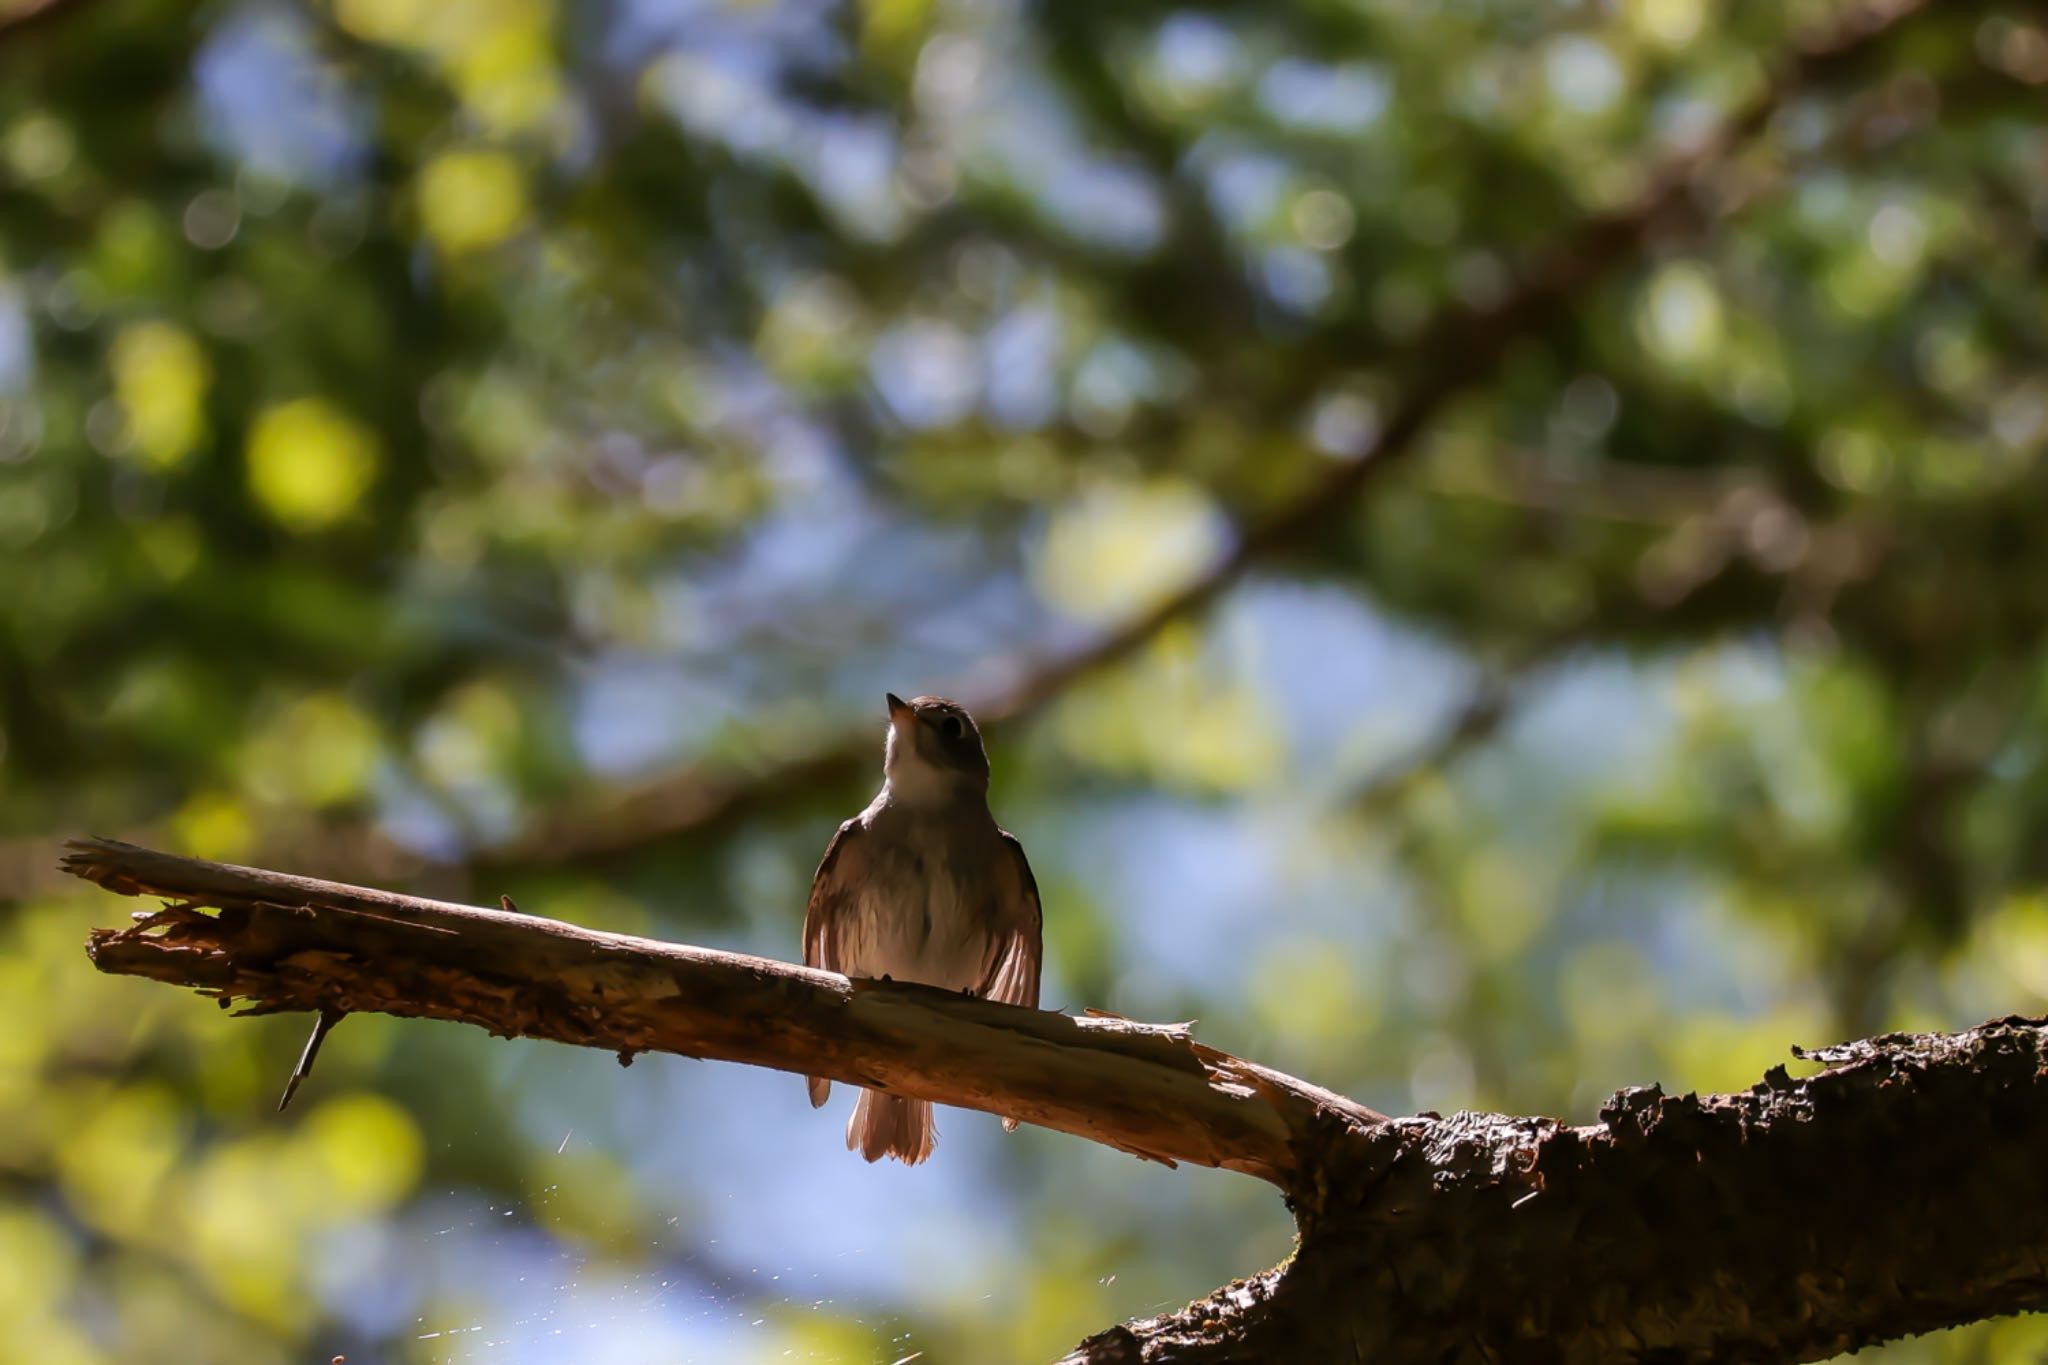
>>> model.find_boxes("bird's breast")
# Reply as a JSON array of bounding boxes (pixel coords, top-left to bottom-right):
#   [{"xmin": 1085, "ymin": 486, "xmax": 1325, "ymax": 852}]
[{"xmin": 837, "ymin": 822, "xmax": 994, "ymax": 992}]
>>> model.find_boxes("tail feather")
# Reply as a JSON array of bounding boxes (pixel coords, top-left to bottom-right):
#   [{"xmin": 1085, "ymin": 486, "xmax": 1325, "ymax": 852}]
[
  {"xmin": 846, "ymin": 1089, "xmax": 935, "ymax": 1165},
  {"xmin": 807, "ymin": 1074, "xmax": 830, "ymax": 1108}
]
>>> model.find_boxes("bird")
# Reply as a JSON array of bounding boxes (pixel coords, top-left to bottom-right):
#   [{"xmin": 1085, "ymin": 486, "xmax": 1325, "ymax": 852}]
[{"xmin": 802, "ymin": 692, "xmax": 1043, "ymax": 1164}]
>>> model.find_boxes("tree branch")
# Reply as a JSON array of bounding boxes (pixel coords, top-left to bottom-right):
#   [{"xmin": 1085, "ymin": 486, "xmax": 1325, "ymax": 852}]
[
  {"xmin": 1063, "ymin": 1009, "xmax": 2048, "ymax": 1361},
  {"xmin": 0, "ymin": 0, "xmax": 97, "ymax": 44},
  {"xmin": 445, "ymin": 0, "xmax": 1937, "ymax": 878},
  {"xmin": 65, "ymin": 834, "xmax": 2048, "ymax": 1360},
  {"xmin": 1343, "ymin": 629, "xmax": 1588, "ymax": 817},
  {"xmin": 64, "ymin": 837, "xmax": 1381, "ymax": 1185},
  {"xmin": 1064, "ymin": 1015, "xmax": 2048, "ymax": 1358},
  {"xmin": 0, "ymin": 0, "xmax": 1940, "ymax": 911}
]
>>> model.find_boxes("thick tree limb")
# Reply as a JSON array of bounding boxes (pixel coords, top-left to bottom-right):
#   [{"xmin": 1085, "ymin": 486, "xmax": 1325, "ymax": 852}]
[
  {"xmin": 65, "ymin": 837, "xmax": 1381, "ymax": 1184},
  {"xmin": 1065, "ymin": 1016, "xmax": 2048, "ymax": 1363},
  {"xmin": 66, "ymin": 834, "xmax": 2048, "ymax": 1361}
]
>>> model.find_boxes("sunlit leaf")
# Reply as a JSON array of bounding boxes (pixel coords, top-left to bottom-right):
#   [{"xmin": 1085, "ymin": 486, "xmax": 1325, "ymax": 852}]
[{"xmin": 244, "ymin": 397, "xmax": 380, "ymax": 531}]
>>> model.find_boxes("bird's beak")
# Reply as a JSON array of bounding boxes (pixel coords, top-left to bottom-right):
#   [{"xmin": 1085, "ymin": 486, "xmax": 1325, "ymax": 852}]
[{"xmin": 886, "ymin": 693, "xmax": 918, "ymax": 731}]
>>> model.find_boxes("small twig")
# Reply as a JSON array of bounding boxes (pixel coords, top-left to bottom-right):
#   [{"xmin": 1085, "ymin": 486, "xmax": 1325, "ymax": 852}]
[
  {"xmin": 1349, "ymin": 681, "xmax": 1515, "ymax": 816},
  {"xmin": 278, "ymin": 1005, "xmax": 346, "ymax": 1112},
  {"xmin": 1348, "ymin": 627, "xmax": 1590, "ymax": 815},
  {"xmin": 0, "ymin": 0, "xmax": 97, "ymax": 43}
]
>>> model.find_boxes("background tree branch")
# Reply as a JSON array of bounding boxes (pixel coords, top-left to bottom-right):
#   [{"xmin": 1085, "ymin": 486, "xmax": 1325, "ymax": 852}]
[
  {"xmin": 0, "ymin": 0, "xmax": 1945, "ymax": 911},
  {"xmin": 0, "ymin": 0, "xmax": 97, "ymax": 43},
  {"xmin": 464, "ymin": 0, "xmax": 1933, "ymax": 875},
  {"xmin": 310, "ymin": 0, "xmax": 1948, "ymax": 887},
  {"xmin": 66, "ymin": 835, "xmax": 2048, "ymax": 1362}
]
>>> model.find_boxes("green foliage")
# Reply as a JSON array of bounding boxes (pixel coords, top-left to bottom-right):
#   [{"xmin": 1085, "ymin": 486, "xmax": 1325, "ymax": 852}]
[{"xmin": 3, "ymin": 0, "xmax": 2047, "ymax": 1358}]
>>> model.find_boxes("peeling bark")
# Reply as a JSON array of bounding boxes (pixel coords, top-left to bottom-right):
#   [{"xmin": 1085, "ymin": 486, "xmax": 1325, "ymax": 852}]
[
  {"xmin": 66, "ymin": 838, "xmax": 1380, "ymax": 1184},
  {"xmin": 63, "ymin": 838, "xmax": 2048, "ymax": 1362}
]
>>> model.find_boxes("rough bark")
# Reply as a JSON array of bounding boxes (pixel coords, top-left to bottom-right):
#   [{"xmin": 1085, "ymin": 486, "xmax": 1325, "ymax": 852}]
[
  {"xmin": 66, "ymin": 836, "xmax": 2048, "ymax": 1362},
  {"xmin": 1067, "ymin": 1022, "xmax": 2048, "ymax": 1362}
]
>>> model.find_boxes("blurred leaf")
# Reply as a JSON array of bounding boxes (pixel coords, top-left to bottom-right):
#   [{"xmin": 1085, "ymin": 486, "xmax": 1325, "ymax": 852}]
[{"xmin": 244, "ymin": 398, "xmax": 381, "ymax": 532}]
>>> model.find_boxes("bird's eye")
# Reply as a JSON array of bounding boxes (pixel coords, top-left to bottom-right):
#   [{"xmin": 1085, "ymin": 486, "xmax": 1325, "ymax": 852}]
[{"xmin": 940, "ymin": 715, "xmax": 965, "ymax": 740}]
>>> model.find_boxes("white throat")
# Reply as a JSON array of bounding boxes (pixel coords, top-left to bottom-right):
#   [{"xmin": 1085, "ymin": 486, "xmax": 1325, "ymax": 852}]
[{"xmin": 883, "ymin": 727, "xmax": 958, "ymax": 808}]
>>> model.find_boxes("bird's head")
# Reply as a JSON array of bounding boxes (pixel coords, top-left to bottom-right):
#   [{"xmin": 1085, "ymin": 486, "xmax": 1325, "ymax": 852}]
[{"xmin": 883, "ymin": 692, "xmax": 990, "ymax": 802}]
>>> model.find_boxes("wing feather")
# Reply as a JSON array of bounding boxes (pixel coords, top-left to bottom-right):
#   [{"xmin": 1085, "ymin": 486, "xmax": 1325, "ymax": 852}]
[
  {"xmin": 985, "ymin": 829, "xmax": 1044, "ymax": 1134},
  {"xmin": 979, "ymin": 829, "xmax": 1043, "ymax": 1009},
  {"xmin": 802, "ymin": 817, "xmax": 865, "ymax": 1107}
]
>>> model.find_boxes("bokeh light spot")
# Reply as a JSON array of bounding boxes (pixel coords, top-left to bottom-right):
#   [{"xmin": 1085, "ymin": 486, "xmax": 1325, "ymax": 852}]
[
  {"xmin": 245, "ymin": 397, "xmax": 380, "ymax": 531},
  {"xmin": 418, "ymin": 149, "xmax": 528, "ymax": 255},
  {"xmin": 110, "ymin": 322, "xmax": 211, "ymax": 468}
]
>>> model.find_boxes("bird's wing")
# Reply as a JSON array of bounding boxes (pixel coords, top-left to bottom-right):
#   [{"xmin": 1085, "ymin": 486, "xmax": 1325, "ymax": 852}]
[
  {"xmin": 803, "ymin": 817, "xmax": 864, "ymax": 973},
  {"xmin": 980, "ymin": 828, "xmax": 1043, "ymax": 1011},
  {"xmin": 802, "ymin": 817, "xmax": 865, "ymax": 1107},
  {"xmin": 983, "ymin": 829, "xmax": 1044, "ymax": 1133}
]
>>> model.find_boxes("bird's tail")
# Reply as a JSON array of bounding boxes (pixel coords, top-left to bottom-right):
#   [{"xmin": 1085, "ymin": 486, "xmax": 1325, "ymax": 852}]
[{"xmin": 846, "ymin": 1088, "xmax": 935, "ymax": 1165}]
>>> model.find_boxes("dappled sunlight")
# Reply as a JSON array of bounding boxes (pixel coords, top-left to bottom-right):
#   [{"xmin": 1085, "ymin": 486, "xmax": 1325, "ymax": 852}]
[{"xmin": 2, "ymin": 0, "xmax": 2044, "ymax": 1357}]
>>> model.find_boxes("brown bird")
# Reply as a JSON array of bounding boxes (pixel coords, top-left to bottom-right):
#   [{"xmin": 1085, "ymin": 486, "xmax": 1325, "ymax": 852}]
[{"xmin": 802, "ymin": 693, "xmax": 1043, "ymax": 1163}]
